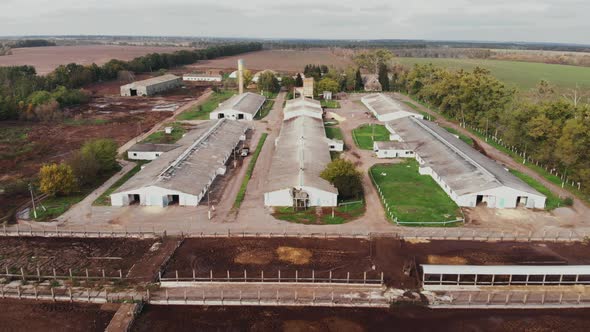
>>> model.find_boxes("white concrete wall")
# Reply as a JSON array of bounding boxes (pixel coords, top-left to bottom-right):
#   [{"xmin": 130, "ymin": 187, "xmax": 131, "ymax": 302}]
[
  {"xmin": 458, "ymin": 187, "xmax": 546, "ymax": 209},
  {"xmin": 111, "ymin": 186, "xmax": 200, "ymax": 207},
  {"xmin": 127, "ymin": 151, "xmax": 163, "ymax": 160},
  {"xmin": 375, "ymin": 148, "xmax": 414, "ymax": 159},
  {"xmin": 328, "ymin": 140, "xmax": 344, "ymax": 152},
  {"xmin": 210, "ymin": 110, "xmax": 255, "ymax": 121},
  {"xmin": 183, "ymin": 76, "xmax": 222, "ymax": 82},
  {"xmin": 264, "ymin": 187, "xmax": 338, "ymax": 207}
]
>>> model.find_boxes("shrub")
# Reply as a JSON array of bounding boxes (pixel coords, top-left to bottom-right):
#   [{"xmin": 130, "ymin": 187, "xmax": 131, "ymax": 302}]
[{"xmin": 39, "ymin": 163, "xmax": 77, "ymax": 196}]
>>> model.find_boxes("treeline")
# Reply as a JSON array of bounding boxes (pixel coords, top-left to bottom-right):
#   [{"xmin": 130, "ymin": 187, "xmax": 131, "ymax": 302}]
[
  {"xmin": 11, "ymin": 39, "xmax": 57, "ymax": 48},
  {"xmin": 390, "ymin": 63, "xmax": 590, "ymax": 195},
  {"xmin": 0, "ymin": 42, "xmax": 262, "ymax": 121},
  {"xmin": 393, "ymin": 48, "xmax": 492, "ymax": 59}
]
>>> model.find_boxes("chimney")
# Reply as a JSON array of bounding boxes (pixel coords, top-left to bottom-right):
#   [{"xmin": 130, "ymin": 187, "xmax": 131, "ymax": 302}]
[{"xmin": 238, "ymin": 59, "xmax": 244, "ymax": 95}]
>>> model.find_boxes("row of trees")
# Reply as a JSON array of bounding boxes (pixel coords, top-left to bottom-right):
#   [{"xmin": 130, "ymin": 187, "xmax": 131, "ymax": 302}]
[
  {"xmin": 39, "ymin": 139, "xmax": 118, "ymax": 196},
  {"xmin": 0, "ymin": 42, "xmax": 263, "ymax": 121},
  {"xmin": 391, "ymin": 63, "xmax": 590, "ymax": 195}
]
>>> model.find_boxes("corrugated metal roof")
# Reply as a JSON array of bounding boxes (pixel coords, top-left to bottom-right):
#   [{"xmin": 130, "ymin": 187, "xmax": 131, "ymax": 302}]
[
  {"xmin": 115, "ymin": 119, "xmax": 249, "ymax": 197},
  {"xmin": 386, "ymin": 117, "xmax": 544, "ymax": 197},
  {"xmin": 266, "ymin": 116, "xmax": 337, "ymax": 194},
  {"xmin": 361, "ymin": 93, "xmax": 419, "ymax": 117},
  {"xmin": 121, "ymin": 74, "xmax": 180, "ymax": 88},
  {"xmin": 422, "ymin": 264, "xmax": 590, "ymax": 275},
  {"xmin": 214, "ymin": 92, "xmax": 266, "ymax": 116},
  {"xmin": 374, "ymin": 141, "xmax": 410, "ymax": 150}
]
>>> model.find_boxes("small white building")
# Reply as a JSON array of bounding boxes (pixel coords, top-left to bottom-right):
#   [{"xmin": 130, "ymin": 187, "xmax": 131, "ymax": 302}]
[
  {"xmin": 283, "ymin": 97, "xmax": 323, "ymax": 121},
  {"xmin": 120, "ymin": 74, "xmax": 182, "ymax": 97},
  {"xmin": 387, "ymin": 116, "xmax": 546, "ymax": 209},
  {"xmin": 183, "ymin": 73, "xmax": 222, "ymax": 82},
  {"xmin": 361, "ymin": 93, "xmax": 424, "ymax": 122},
  {"xmin": 373, "ymin": 141, "xmax": 414, "ymax": 159},
  {"xmin": 111, "ymin": 119, "xmax": 249, "ymax": 207},
  {"xmin": 265, "ymin": 116, "xmax": 338, "ymax": 208},
  {"xmin": 127, "ymin": 143, "xmax": 180, "ymax": 161},
  {"xmin": 209, "ymin": 92, "xmax": 266, "ymax": 121},
  {"xmin": 329, "ymin": 139, "xmax": 344, "ymax": 152}
]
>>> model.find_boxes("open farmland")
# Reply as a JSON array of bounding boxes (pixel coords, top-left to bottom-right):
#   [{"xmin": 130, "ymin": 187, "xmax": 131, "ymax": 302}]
[
  {"xmin": 185, "ymin": 48, "xmax": 354, "ymax": 73},
  {"xmin": 0, "ymin": 45, "xmax": 194, "ymax": 75},
  {"xmin": 133, "ymin": 305, "xmax": 590, "ymax": 332},
  {"xmin": 395, "ymin": 57, "xmax": 590, "ymax": 91}
]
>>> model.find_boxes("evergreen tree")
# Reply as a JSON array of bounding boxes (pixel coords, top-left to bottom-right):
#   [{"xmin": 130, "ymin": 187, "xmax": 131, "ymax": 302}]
[
  {"xmin": 354, "ymin": 69, "xmax": 363, "ymax": 91},
  {"xmin": 295, "ymin": 73, "xmax": 303, "ymax": 87},
  {"xmin": 378, "ymin": 63, "xmax": 390, "ymax": 91}
]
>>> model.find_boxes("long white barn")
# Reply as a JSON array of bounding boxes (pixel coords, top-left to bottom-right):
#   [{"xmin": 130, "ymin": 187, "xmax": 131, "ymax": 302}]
[
  {"xmin": 386, "ymin": 117, "xmax": 546, "ymax": 209},
  {"xmin": 264, "ymin": 115, "xmax": 338, "ymax": 208},
  {"xmin": 283, "ymin": 97, "xmax": 323, "ymax": 121},
  {"xmin": 361, "ymin": 93, "xmax": 424, "ymax": 122},
  {"xmin": 111, "ymin": 119, "xmax": 249, "ymax": 207}
]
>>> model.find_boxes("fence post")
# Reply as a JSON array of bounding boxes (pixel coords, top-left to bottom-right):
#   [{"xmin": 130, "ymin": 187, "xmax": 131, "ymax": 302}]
[
  {"xmin": 244, "ymin": 270, "xmax": 247, "ymax": 282},
  {"xmin": 69, "ymin": 287, "xmax": 73, "ymax": 302},
  {"xmin": 363, "ymin": 272, "xmax": 367, "ymax": 284},
  {"xmin": 523, "ymin": 293, "xmax": 528, "ymax": 304},
  {"xmin": 312, "ymin": 270, "xmax": 315, "ymax": 283},
  {"xmin": 165, "ymin": 289, "xmax": 169, "ymax": 304},
  {"xmin": 17, "ymin": 286, "xmax": 21, "ymax": 299},
  {"xmin": 347, "ymin": 272, "xmax": 350, "ymax": 284},
  {"xmin": 261, "ymin": 270, "xmax": 264, "ymax": 282},
  {"xmin": 278, "ymin": 270, "xmax": 281, "ymax": 283},
  {"xmin": 541, "ymin": 293, "xmax": 545, "ymax": 304},
  {"xmin": 102, "ymin": 269, "xmax": 105, "ymax": 280},
  {"xmin": 210, "ymin": 270, "xmax": 213, "ymax": 282},
  {"xmin": 36, "ymin": 267, "xmax": 41, "ymax": 281},
  {"xmin": 51, "ymin": 287, "xmax": 55, "ymax": 301},
  {"xmin": 329, "ymin": 271, "xmax": 332, "ymax": 283},
  {"xmin": 175, "ymin": 270, "xmax": 178, "ymax": 281},
  {"xmin": 381, "ymin": 272, "xmax": 384, "ymax": 285},
  {"xmin": 295, "ymin": 270, "xmax": 298, "ymax": 283},
  {"xmin": 192, "ymin": 269, "xmax": 196, "ymax": 282},
  {"xmin": 227, "ymin": 270, "xmax": 230, "ymax": 282},
  {"xmin": 20, "ymin": 267, "xmax": 25, "ymax": 281}
]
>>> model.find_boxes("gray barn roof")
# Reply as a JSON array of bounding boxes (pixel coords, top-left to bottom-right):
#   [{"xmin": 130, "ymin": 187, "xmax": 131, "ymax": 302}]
[
  {"xmin": 116, "ymin": 119, "xmax": 249, "ymax": 196},
  {"xmin": 374, "ymin": 141, "xmax": 410, "ymax": 150},
  {"xmin": 266, "ymin": 116, "xmax": 337, "ymax": 194},
  {"xmin": 387, "ymin": 117, "xmax": 544, "ymax": 197},
  {"xmin": 121, "ymin": 74, "xmax": 180, "ymax": 88},
  {"xmin": 214, "ymin": 92, "xmax": 266, "ymax": 116},
  {"xmin": 362, "ymin": 93, "xmax": 418, "ymax": 117}
]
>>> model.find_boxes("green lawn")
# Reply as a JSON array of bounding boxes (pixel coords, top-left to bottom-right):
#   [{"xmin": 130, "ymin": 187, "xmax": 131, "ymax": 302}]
[
  {"xmin": 0, "ymin": 126, "xmax": 35, "ymax": 161},
  {"xmin": 93, "ymin": 162, "xmax": 147, "ymax": 206},
  {"xmin": 443, "ymin": 127, "xmax": 474, "ymax": 146},
  {"xmin": 177, "ymin": 90, "xmax": 235, "ymax": 120},
  {"xmin": 233, "ymin": 133, "xmax": 268, "ymax": 209},
  {"xmin": 260, "ymin": 91, "xmax": 278, "ymax": 99},
  {"xmin": 352, "ymin": 124, "xmax": 390, "ymax": 150},
  {"xmin": 396, "ymin": 57, "xmax": 590, "ymax": 91},
  {"xmin": 274, "ymin": 200, "xmax": 366, "ymax": 225},
  {"xmin": 254, "ymin": 100, "xmax": 275, "ymax": 120},
  {"xmin": 142, "ymin": 122, "xmax": 186, "ymax": 144},
  {"xmin": 370, "ymin": 160, "xmax": 462, "ymax": 224},
  {"xmin": 509, "ymin": 170, "xmax": 568, "ymax": 210},
  {"xmin": 325, "ymin": 126, "xmax": 344, "ymax": 140},
  {"xmin": 321, "ymin": 100, "xmax": 341, "ymax": 108}
]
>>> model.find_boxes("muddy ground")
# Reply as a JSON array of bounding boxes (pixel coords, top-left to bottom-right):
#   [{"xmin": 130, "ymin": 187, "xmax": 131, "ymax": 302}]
[
  {"xmin": 132, "ymin": 305, "xmax": 590, "ymax": 332},
  {"xmin": 0, "ymin": 299, "xmax": 118, "ymax": 332},
  {"xmin": 163, "ymin": 238, "xmax": 590, "ymax": 288},
  {"xmin": 0, "ymin": 84, "xmax": 207, "ymax": 216},
  {"xmin": 0, "ymin": 237, "xmax": 178, "ymax": 281}
]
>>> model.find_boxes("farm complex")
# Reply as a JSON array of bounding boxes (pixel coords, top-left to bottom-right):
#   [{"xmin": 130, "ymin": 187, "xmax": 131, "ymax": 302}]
[{"xmin": 2, "ymin": 38, "xmax": 590, "ymax": 330}]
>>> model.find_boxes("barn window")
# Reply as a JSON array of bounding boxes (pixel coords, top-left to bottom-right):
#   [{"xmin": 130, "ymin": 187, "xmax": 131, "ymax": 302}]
[{"xmin": 133, "ymin": 153, "xmax": 137, "ymax": 156}]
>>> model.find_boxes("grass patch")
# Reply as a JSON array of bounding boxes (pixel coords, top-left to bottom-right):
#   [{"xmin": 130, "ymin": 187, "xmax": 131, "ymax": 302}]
[
  {"xmin": 31, "ymin": 166, "xmax": 121, "ymax": 220},
  {"xmin": 142, "ymin": 122, "xmax": 186, "ymax": 144},
  {"xmin": 396, "ymin": 57, "xmax": 590, "ymax": 91},
  {"xmin": 352, "ymin": 124, "xmax": 390, "ymax": 150},
  {"xmin": 93, "ymin": 162, "xmax": 148, "ymax": 206},
  {"xmin": 443, "ymin": 127, "xmax": 474, "ymax": 146},
  {"xmin": 370, "ymin": 160, "xmax": 462, "ymax": 225},
  {"xmin": 274, "ymin": 200, "xmax": 366, "ymax": 225},
  {"xmin": 63, "ymin": 118, "xmax": 109, "ymax": 126},
  {"xmin": 254, "ymin": 100, "xmax": 275, "ymax": 120},
  {"xmin": 0, "ymin": 126, "xmax": 36, "ymax": 161},
  {"xmin": 177, "ymin": 90, "xmax": 235, "ymax": 120},
  {"xmin": 321, "ymin": 100, "xmax": 340, "ymax": 108},
  {"xmin": 260, "ymin": 91, "xmax": 278, "ymax": 99},
  {"xmin": 509, "ymin": 170, "xmax": 568, "ymax": 210},
  {"xmin": 325, "ymin": 126, "xmax": 343, "ymax": 140},
  {"xmin": 330, "ymin": 151, "xmax": 342, "ymax": 161},
  {"xmin": 233, "ymin": 133, "xmax": 268, "ymax": 209}
]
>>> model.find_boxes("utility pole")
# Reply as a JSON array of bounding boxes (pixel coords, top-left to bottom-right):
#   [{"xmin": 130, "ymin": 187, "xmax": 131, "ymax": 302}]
[
  {"xmin": 29, "ymin": 183, "xmax": 37, "ymax": 219},
  {"xmin": 485, "ymin": 118, "xmax": 489, "ymax": 142}
]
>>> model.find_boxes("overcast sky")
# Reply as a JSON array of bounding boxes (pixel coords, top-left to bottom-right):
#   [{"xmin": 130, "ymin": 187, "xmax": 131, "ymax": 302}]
[{"xmin": 1, "ymin": 0, "xmax": 588, "ymax": 44}]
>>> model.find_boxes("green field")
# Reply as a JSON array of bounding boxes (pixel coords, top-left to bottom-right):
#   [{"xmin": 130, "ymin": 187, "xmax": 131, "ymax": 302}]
[
  {"xmin": 273, "ymin": 200, "xmax": 365, "ymax": 225},
  {"xmin": 352, "ymin": 124, "xmax": 390, "ymax": 150},
  {"xmin": 396, "ymin": 57, "xmax": 590, "ymax": 91},
  {"xmin": 177, "ymin": 90, "xmax": 235, "ymax": 120},
  {"xmin": 142, "ymin": 122, "xmax": 185, "ymax": 144},
  {"xmin": 324, "ymin": 126, "xmax": 344, "ymax": 140},
  {"xmin": 370, "ymin": 160, "xmax": 462, "ymax": 224},
  {"xmin": 509, "ymin": 170, "xmax": 568, "ymax": 211},
  {"xmin": 321, "ymin": 100, "xmax": 341, "ymax": 108},
  {"xmin": 254, "ymin": 100, "xmax": 275, "ymax": 120}
]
